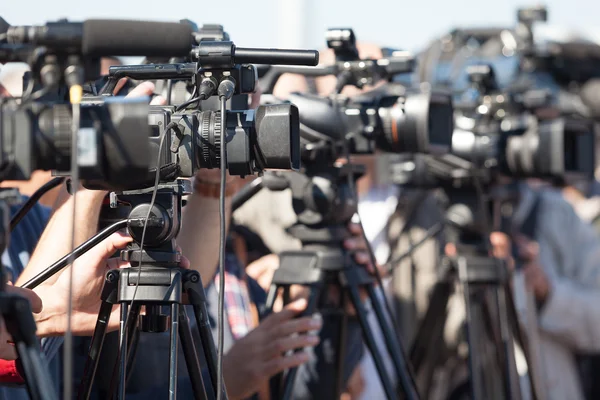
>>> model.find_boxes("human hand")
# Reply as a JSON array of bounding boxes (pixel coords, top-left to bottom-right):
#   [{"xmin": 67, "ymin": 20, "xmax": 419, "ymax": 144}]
[
  {"xmin": 223, "ymin": 298, "xmax": 321, "ymax": 400},
  {"xmin": 115, "ymin": 79, "xmax": 167, "ymax": 106},
  {"xmin": 246, "ymin": 254, "xmax": 279, "ymax": 293},
  {"xmin": 515, "ymin": 235, "xmax": 550, "ymax": 304},
  {"xmin": 490, "ymin": 232, "xmax": 515, "ymax": 271},
  {"xmin": 33, "ymin": 232, "xmax": 189, "ymax": 336},
  {"xmin": 344, "ymin": 222, "xmax": 386, "ymax": 276},
  {"xmin": 0, "ymin": 285, "xmax": 42, "ymax": 360}
]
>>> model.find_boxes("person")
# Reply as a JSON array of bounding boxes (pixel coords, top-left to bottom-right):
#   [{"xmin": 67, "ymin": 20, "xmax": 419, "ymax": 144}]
[
  {"xmin": 0, "ymin": 73, "xmax": 172, "ymax": 400},
  {"xmin": 234, "ymin": 41, "xmax": 400, "ymax": 400}
]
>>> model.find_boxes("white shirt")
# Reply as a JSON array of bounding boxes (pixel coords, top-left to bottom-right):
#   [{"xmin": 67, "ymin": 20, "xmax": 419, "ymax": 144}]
[{"xmin": 356, "ymin": 185, "xmax": 400, "ymax": 400}]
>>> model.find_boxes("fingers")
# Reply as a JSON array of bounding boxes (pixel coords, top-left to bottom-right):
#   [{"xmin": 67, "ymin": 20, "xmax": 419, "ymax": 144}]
[
  {"xmin": 263, "ymin": 333, "xmax": 320, "ymax": 360},
  {"xmin": 271, "ymin": 315, "xmax": 322, "ymax": 339},
  {"xmin": 490, "ymin": 232, "xmax": 511, "ymax": 258},
  {"xmin": 262, "ymin": 298, "xmax": 308, "ymax": 327},
  {"xmin": 262, "ymin": 351, "xmax": 310, "ymax": 378},
  {"xmin": 112, "ymin": 78, "xmax": 128, "ymax": 95},
  {"xmin": 150, "ymin": 95, "xmax": 167, "ymax": 106},
  {"xmin": 445, "ymin": 243, "xmax": 457, "ymax": 257},
  {"xmin": 98, "ymin": 233, "xmax": 133, "ymax": 261},
  {"xmin": 179, "ymin": 255, "xmax": 191, "ymax": 270},
  {"xmin": 515, "ymin": 235, "xmax": 539, "ymax": 261},
  {"xmin": 125, "ymin": 81, "xmax": 156, "ymax": 99},
  {"xmin": 6, "ymin": 286, "xmax": 43, "ymax": 313},
  {"xmin": 246, "ymin": 254, "xmax": 279, "ymax": 280},
  {"xmin": 347, "ymin": 222, "xmax": 363, "ymax": 236}
]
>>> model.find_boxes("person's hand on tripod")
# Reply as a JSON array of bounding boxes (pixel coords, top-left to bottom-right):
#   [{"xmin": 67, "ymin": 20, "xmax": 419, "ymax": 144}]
[
  {"xmin": 32, "ymin": 233, "xmax": 190, "ymax": 336},
  {"xmin": 515, "ymin": 235, "xmax": 550, "ymax": 305},
  {"xmin": 0, "ymin": 285, "xmax": 42, "ymax": 360},
  {"xmin": 222, "ymin": 298, "xmax": 322, "ymax": 400}
]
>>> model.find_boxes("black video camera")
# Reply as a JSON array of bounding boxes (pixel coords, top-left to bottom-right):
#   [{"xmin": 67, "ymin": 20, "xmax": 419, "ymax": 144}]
[
  {"xmin": 393, "ymin": 63, "xmax": 595, "ymax": 189},
  {"xmin": 0, "ymin": 17, "xmax": 197, "ymax": 189},
  {"xmin": 259, "ymin": 28, "xmax": 454, "ymax": 163}
]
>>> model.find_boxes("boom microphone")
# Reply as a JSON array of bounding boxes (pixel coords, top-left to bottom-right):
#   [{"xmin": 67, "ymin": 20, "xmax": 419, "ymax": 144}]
[{"xmin": 6, "ymin": 19, "xmax": 193, "ymax": 57}]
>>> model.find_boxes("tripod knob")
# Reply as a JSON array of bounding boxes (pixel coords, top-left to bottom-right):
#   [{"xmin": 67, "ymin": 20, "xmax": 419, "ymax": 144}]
[{"xmin": 127, "ymin": 203, "xmax": 172, "ymax": 245}]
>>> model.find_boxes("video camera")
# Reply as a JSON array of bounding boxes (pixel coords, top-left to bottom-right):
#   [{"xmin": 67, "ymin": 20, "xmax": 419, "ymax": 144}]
[
  {"xmin": 0, "ymin": 17, "xmax": 197, "ymax": 189},
  {"xmin": 258, "ymin": 28, "xmax": 454, "ymax": 163},
  {"xmin": 0, "ymin": 18, "xmax": 318, "ymax": 190},
  {"xmin": 391, "ymin": 62, "xmax": 595, "ymax": 189},
  {"xmin": 98, "ymin": 39, "xmax": 318, "ymax": 189}
]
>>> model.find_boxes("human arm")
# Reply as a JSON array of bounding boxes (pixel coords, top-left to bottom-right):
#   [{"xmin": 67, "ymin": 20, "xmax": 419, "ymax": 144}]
[
  {"xmin": 16, "ymin": 81, "xmax": 165, "ymax": 286},
  {"xmin": 177, "ymin": 173, "xmax": 248, "ymax": 287},
  {"xmin": 518, "ymin": 192, "xmax": 600, "ymax": 351}
]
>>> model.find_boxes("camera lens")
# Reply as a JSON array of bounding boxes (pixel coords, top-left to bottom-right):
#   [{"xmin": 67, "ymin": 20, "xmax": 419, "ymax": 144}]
[
  {"xmin": 379, "ymin": 91, "xmax": 453, "ymax": 154},
  {"xmin": 193, "ymin": 104, "xmax": 300, "ymax": 176}
]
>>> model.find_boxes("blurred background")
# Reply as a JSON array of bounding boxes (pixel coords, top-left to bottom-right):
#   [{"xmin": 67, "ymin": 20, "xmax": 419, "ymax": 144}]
[{"xmin": 1, "ymin": 0, "xmax": 599, "ymax": 52}]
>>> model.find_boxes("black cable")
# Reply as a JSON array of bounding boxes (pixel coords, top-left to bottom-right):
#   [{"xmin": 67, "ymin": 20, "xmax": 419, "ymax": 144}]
[
  {"xmin": 10, "ymin": 177, "xmax": 64, "ymax": 232},
  {"xmin": 217, "ymin": 78, "xmax": 235, "ymax": 400},
  {"xmin": 173, "ymin": 85, "xmax": 197, "ymax": 111},
  {"xmin": 175, "ymin": 76, "xmax": 218, "ymax": 112}
]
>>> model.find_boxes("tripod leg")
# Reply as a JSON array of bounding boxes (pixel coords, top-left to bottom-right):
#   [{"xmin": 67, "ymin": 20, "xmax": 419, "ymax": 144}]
[
  {"xmin": 280, "ymin": 286, "xmax": 321, "ymax": 400},
  {"xmin": 265, "ymin": 284, "xmax": 279, "ymax": 312},
  {"xmin": 334, "ymin": 291, "xmax": 348, "ymax": 399},
  {"xmin": 367, "ymin": 284, "xmax": 420, "ymax": 400},
  {"xmin": 16, "ymin": 344, "xmax": 58, "ymax": 400},
  {"xmin": 2, "ymin": 293, "xmax": 58, "ymax": 400},
  {"xmin": 169, "ymin": 303, "xmax": 180, "ymax": 400},
  {"xmin": 179, "ymin": 306, "xmax": 210, "ymax": 400},
  {"xmin": 107, "ymin": 303, "xmax": 141, "ymax": 400},
  {"xmin": 346, "ymin": 283, "xmax": 397, "ymax": 400},
  {"xmin": 117, "ymin": 303, "xmax": 129, "ymax": 400},
  {"xmin": 184, "ymin": 270, "xmax": 226, "ymax": 399},
  {"xmin": 495, "ymin": 286, "xmax": 520, "ymax": 400},
  {"xmin": 78, "ymin": 270, "xmax": 121, "ymax": 400},
  {"xmin": 463, "ymin": 283, "xmax": 486, "ymax": 400},
  {"xmin": 504, "ymin": 282, "xmax": 541, "ymax": 400}
]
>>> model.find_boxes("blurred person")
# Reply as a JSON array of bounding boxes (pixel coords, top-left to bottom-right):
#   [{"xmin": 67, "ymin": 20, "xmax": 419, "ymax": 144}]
[
  {"xmin": 0, "ymin": 77, "xmax": 167, "ymax": 400},
  {"xmin": 235, "ymin": 42, "xmax": 403, "ymax": 400}
]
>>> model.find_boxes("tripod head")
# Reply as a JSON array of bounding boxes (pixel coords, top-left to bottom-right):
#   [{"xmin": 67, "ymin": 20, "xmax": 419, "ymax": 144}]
[
  {"xmin": 281, "ymin": 162, "xmax": 364, "ymax": 246},
  {"xmin": 107, "ymin": 179, "xmax": 191, "ymax": 266}
]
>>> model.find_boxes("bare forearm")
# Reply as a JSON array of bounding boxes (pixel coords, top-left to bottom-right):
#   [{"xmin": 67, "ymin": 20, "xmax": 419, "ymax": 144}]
[
  {"xmin": 178, "ymin": 193, "xmax": 232, "ymax": 287},
  {"xmin": 16, "ymin": 185, "xmax": 107, "ymax": 286}
]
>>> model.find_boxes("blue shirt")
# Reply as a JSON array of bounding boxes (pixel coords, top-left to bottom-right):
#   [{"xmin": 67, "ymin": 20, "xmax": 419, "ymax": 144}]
[{"xmin": 0, "ymin": 197, "xmax": 59, "ymax": 399}]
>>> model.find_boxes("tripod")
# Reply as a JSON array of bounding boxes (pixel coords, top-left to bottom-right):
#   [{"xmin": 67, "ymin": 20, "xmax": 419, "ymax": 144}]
[
  {"xmin": 0, "ymin": 189, "xmax": 59, "ymax": 400},
  {"xmin": 74, "ymin": 180, "xmax": 224, "ymax": 400},
  {"xmin": 408, "ymin": 189, "xmax": 539, "ymax": 400},
  {"xmin": 265, "ymin": 163, "xmax": 419, "ymax": 400}
]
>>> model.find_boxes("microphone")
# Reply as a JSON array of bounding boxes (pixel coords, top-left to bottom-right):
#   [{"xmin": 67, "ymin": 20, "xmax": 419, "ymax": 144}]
[
  {"xmin": 580, "ymin": 79, "xmax": 600, "ymax": 120},
  {"xmin": 6, "ymin": 19, "xmax": 193, "ymax": 57}
]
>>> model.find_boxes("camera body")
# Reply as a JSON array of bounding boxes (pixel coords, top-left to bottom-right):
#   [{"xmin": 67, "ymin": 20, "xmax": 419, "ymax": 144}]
[
  {"xmin": 288, "ymin": 83, "xmax": 453, "ymax": 157},
  {"xmin": 0, "ymin": 97, "xmax": 151, "ymax": 189}
]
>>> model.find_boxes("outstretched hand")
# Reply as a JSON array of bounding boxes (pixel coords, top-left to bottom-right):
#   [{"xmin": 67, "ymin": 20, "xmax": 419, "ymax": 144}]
[
  {"xmin": 223, "ymin": 298, "xmax": 321, "ymax": 400},
  {"xmin": 33, "ymin": 233, "xmax": 190, "ymax": 336}
]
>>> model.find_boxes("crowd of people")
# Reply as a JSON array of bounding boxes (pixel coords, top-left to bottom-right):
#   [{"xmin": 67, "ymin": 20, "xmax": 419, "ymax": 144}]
[{"xmin": 1, "ymin": 32, "xmax": 600, "ymax": 400}]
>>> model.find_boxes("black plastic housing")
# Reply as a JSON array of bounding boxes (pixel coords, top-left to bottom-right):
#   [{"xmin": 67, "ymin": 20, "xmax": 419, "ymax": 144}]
[{"xmin": 0, "ymin": 97, "xmax": 151, "ymax": 189}]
